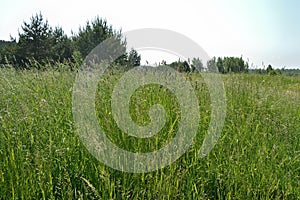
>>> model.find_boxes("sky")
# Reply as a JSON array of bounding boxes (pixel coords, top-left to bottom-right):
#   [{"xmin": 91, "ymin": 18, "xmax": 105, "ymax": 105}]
[{"xmin": 0, "ymin": 0, "xmax": 299, "ymax": 68}]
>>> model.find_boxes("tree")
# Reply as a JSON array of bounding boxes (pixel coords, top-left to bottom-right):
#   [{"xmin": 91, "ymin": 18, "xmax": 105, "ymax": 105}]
[
  {"xmin": 207, "ymin": 57, "xmax": 217, "ymax": 72},
  {"xmin": 220, "ymin": 57, "xmax": 249, "ymax": 74},
  {"xmin": 216, "ymin": 57, "xmax": 224, "ymax": 73},
  {"xmin": 72, "ymin": 16, "xmax": 132, "ymax": 67},
  {"xmin": 266, "ymin": 64, "xmax": 273, "ymax": 74},
  {"xmin": 0, "ymin": 39, "xmax": 18, "ymax": 65},
  {"xmin": 191, "ymin": 57, "xmax": 204, "ymax": 72},
  {"xmin": 1, "ymin": 13, "xmax": 142, "ymax": 69},
  {"xmin": 18, "ymin": 13, "xmax": 53, "ymax": 63},
  {"xmin": 73, "ymin": 17, "xmax": 124, "ymax": 58},
  {"xmin": 169, "ymin": 60, "xmax": 191, "ymax": 73},
  {"xmin": 127, "ymin": 49, "xmax": 141, "ymax": 67},
  {"xmin": 266, "ymin": 64, "xmax": 280, "ymax": 75},
  {"xmin": 13, "ymin": 12, "xmax": 74, "ymax": 68},
  {"xmin": 50, "ymin": 27, "xmax": 74, "ymax": 62}
]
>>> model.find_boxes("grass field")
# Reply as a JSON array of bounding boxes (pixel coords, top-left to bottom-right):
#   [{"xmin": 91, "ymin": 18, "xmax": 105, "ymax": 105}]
[{"xmin": 0, "ymin": 67, "xmax": 299, "ymax": 199}]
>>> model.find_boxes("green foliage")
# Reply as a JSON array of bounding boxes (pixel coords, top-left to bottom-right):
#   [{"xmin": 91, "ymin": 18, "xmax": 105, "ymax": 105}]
[
  {"xmin": 127, "ymin": 49, "xmax": 141, "ymax": 67},
  {"xmin": 73, "ymin": 17, "xmax": 115, "ymax": 58},
  {"xmin": 0, "ymin": 13, "xmax": 74, "ymax": 68},
  {"xmin": 216, "ymin": 57, "xmax": 224, "ymax": 73},
  {"xmin": 50, "ymin": 27, "xmax": 74, "ymax": 63},
  {"xmin": 207, "ymin": 57, "xmax": 217, "ymax": 72},
  {"xmin": 191, "ymin": 57, "xmax": 204, "ymax": 72},
  {"xmin": 280, "ymin": 68, "xmax": 300, "ymax": 76},
  {"xmin": 249, "ymin": 68, "xmax": 300, "ymax": 76},
  {"xmin": 18, "ymin": 12, "xmax": 53, "ymax": 62},
  {"xmin": 207, "ymin": 56, "xmax": 249, "ymax": 74},
  {"xmin": 169, "ymin": 59, "xmax": 193, "ymax": 73},
  {"xmin": 0, "ymin": 13, "xmax": 139, "ymax": 69},
  {"xmin": 265, "ymin": 64, "xmax": 282, "ymax": 75},
  {"xmin": 0, "ymin": 69, "xmax": 299, "ymax": 199},
  {"xmin": 266, "ymin": 64, "xmax": 273, "ymax": 74},
  {"xmin": 1, "ymin": 12, "xmax": 297, "ymax": 74},
  {"xmin": 0, "ymin": 39, "xmax": 18, "ymax": 66}
]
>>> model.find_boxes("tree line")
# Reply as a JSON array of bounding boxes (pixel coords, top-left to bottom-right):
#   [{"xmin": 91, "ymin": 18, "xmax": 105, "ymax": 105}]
[
  {"xmin": 1, "ymin": 13, "xmax": 299, "ymax": 75},
  {"xmin": 0, "ymin": 13, "xmax": 140, "ymax": 69},
  {"xmin": 165, "ymin": 56, "xmax": 249, "ymax": 74},
  {"xmin": 161, "ymin": 56, "xmax": 299, "ymax": 76}
]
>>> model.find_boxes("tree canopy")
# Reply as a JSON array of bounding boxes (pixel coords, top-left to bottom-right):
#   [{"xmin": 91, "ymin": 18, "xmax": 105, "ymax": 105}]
[
  {"xmin": 207, "ymin": 56, "xmax": 249, "ymax": 74},
  {"xmin": 0, "ymin": 13, "xmax": 140, "ymax": 69},
  {"xmin": 0, "ymin": 12, "xmax": 298, "ymax": 75}
]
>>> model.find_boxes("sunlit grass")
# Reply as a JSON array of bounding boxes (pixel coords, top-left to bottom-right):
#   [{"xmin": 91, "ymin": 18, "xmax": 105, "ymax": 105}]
[{"xmin": 0, "ymin": 67, "xmax": 299, "ymax": 199}]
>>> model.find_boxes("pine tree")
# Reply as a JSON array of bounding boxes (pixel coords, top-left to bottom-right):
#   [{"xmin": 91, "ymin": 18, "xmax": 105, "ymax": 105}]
[
  {"xmin": 73, "ymin": 17, "xmax": 123, "ymax": 58},
  {"xmin": 127, "ymin": 49, "xmax": 141, "ymax": 67},
  {"xmin": 191, "ymin": 57, "xmax": 204, "ymax": 72},
  {"xmin": 18, "ymin": 12, "xmax": 52, "ymax": 63}
]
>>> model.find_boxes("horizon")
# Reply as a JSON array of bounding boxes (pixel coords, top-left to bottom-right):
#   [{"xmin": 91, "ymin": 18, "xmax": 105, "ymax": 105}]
[{"xmin": 1, "ymin": 0, "xmax": 299, "ymax": 69}]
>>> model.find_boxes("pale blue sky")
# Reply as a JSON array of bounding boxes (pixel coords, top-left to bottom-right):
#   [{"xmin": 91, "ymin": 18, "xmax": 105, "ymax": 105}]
[{"xmin": 0, "ymin": 0, "xmax": 299, "ymax": 68}]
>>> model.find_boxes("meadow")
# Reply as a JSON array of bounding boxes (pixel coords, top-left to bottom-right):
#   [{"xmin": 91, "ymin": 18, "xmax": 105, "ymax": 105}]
[{"xmin": 0, "ymin": 67, "xmax": 299, "ymax": 199}]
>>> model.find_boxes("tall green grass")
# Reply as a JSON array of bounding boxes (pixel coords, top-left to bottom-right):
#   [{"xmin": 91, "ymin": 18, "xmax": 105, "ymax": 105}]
[{"xmin": 0, "ymin": 68, "xmax": 299, "ymax": 199}]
